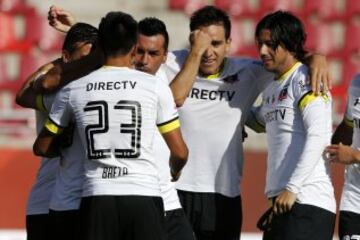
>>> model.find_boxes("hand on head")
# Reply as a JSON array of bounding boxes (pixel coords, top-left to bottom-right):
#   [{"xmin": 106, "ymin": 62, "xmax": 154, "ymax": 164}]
[{"xmin": 189, "ymin": 30, "xmax": 212, "ymax": 55}]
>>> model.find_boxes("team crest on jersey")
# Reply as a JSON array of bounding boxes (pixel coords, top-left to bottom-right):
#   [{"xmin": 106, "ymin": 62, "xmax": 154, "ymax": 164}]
[
  {"xmin": 278, "ymin": 84, "xmax": 289, "ymax": 101},
  {"xmin": 223, "ymin": 74, "xmax": 238, "ymax": 83}
]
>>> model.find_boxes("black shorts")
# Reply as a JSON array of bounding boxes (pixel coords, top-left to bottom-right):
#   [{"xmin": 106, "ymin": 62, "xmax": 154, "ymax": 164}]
[
  {"xmin": 80, "ymin": 195, "xmax": 165, "ymax": 240},
  {"xmin": 49, "ymin": 209, "xmax": 80, "ymax": 240},
  {"xmin": 339, "ymin": 210, "xmax": 360, "ymax": 240},
  {"xmin": 26, "ymin": 213, "xmax": 53, "ymax": 240},
  {"xmin": 165, "ymin": 208, "xmax": 195, "ymax": 240},
  {"xmin": 261, "ymin": 203, "xmax": 336, "ymax": 240},
  {"xmin": 178, "ymin": 190, "xmax": 242, "ymax": 240}
]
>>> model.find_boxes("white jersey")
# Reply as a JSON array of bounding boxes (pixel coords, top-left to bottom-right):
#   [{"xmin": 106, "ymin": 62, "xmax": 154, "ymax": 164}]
[
  {"xmin": 26, "ymin": 108, "xmax": 59, "ymax": 215},
  {"xmin": 36, "ymin": 93, "xmax": 85, "ymax": 212},
  {"xmin": 45, "ymin": 66, "xmax": 179, "ymax": 197},
  {"xmin": 340, "ymin": 74, "xmax": 360, "ymax": 214},
  {"xmin": 256, "ymin": 63, "xmax": 335, "ymax": 213},
  {"xmin": 154, "ymin": 67, "xmax": 181, "ymax": 211},
  {"xmin": 164, "ymin": 50, "xmax": 273, "ymax": 197}
]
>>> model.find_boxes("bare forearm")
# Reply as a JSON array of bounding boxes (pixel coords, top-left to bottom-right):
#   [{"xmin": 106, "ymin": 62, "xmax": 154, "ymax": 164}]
[
  {"xmin": 16, "ymin": 62, "xmax": 55, "ymax": 109},
  {"xmin": 33, "ymin": 130, "xmax": 61, "ymax": 158},
  {"xmin": 60, "ymin": 48, "xmax": 103, "ymax": 86},
  {"xmin": 170, "ymin": 51, "xmax": 202, "ymax": 107},
  {"xmin": 162, "ymin": 128, "xmax": 189, "ymax": 181},
  {"xmin": 35, "ymin": 48, "xmax": 104, "ymax": 94}
]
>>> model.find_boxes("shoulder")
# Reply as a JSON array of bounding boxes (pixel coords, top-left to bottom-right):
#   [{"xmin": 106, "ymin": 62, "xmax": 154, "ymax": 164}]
[
  {"xmin": 156, "ymin": 66, "xmax": 170, "ymax": 85},
  {"xmin": 129, "ymin": 67, "xmax": 155, "ymax": 78},
  {"xmin": 67, "ymin": 67, "xmax": 104, "ymax": 88},
  {"xmin": 225, "ymin": 57, "xmax": 259, "ymax": 71},
  {"xmin": 290, "ymin": 64, "xmax": 310, "ymax": 93},
  {"xmin": 170, "ymin": 49, "xmax": 189, "ymax": 59},
  {"xmin": 350, "ymin": 74, "xmax": 360, "ymax": 88},
  {"xmin": 348, "ymin": 74, "xmax": 360, "ymax": 99},
  {"xmin": 125, "ymin": 68, "xmax": 165, "ymax": 89},
  {"xmin": 167, "ymin": 49, "xmax": 189, "ymax": 67},
  {"xmin": 226, "ymin": 57, "xmax": 274, "ymax": 80}
]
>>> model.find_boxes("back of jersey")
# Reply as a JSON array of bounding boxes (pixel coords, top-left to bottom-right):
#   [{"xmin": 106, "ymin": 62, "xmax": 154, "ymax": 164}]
[{"xmin": 67, "ymin": 66, "xmax": 177, "ymax": 197}]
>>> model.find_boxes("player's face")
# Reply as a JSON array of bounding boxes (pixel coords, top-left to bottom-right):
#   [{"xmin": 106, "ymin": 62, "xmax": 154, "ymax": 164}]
[
  {"xmin": 135, "ymin": 34, "xmax": 167, "ymax": 75},
  {"xmin": 197, "ymin": 24, "xmax": 231, "ymax": 76},
  {"xmin": 256, "ymin": 29, "xmax": 294, "ymax": 76},
  {"xmin": 63, "ymin": 42, "xmax": 93, "ymax": 63}
]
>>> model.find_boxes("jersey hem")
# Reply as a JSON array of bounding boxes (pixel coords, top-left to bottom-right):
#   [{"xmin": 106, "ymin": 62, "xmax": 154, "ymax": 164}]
[{"xmin": 175, "ymin": 184, "xmax": 241, "ymax": 198}]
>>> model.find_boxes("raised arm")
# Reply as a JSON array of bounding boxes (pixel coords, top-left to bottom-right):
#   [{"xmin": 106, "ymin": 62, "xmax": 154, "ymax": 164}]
[
  {"xmin": 169, "ymin": 30, "xmax": 211, "ymax": 107},
  {"xmin": 15, "ymin": 60, "xmax": 60, "ymax": 109},
  {"xmin": 33, "ymin": 47, "xmax": 104, "ymax": 94},
  {"xmin": 48, "ymin": 5, "xmax": 76, "ymax": 33}
]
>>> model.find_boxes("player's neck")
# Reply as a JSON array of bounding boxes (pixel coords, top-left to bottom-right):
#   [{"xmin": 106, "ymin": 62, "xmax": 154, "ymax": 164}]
[
  {"xmin": 105, "ymin": 55, "xmax": 133, "ymax": 68},
  {"xmin": 275, "ymin": 57, "xmax": 298, "ymax": 79}
]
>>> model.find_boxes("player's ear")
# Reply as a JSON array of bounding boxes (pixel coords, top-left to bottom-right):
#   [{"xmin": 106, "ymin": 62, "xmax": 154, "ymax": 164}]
[
  {"xmin": 130, "ymin": 45, "xmax": 136, "ymax": 57},
  {"xmin": 225, "ymin": 37, "xmax": 232, "ymax": 55},
  {"xmin": 62, "ymin": 50, "xmax": 70, "ymax": 63},
  {"xmin": 82, "ymin": 43, "xmax": 93, "ymax": 55},
  {"xmin": 162, "ymin": 50, "xmax": 168, "ymax": 64},
  {"xmin": 130, "ymin": 45, "xmax": 137, "ymax": 66}
]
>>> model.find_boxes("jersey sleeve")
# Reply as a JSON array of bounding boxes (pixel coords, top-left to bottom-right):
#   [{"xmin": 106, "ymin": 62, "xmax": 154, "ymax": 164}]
[
  {"xmin": 35, "ymin": 94, "xmax": 56, "ymax": 113},
  {"xmin": 245, "ymin": 105, "xmax": 266, "ymax": 133},
  {"xmin": 44, "ymin": 86, "xmax": 73, "ymax": 135},
  {"xmin": 163, "ymin": 50, "xmax": 188, "ymax": 84},
  {"xmin": 247, "ymin": 60, "xmax": 274, "ymax": 93},
  {"xmin": 35, "ymin": 94, "xmax": 48, "ymax": 112},
  {"xmin": 155, "ymin": 78, "xmax": 180, "ymax": 134},
  {"xmin": 286, "ymin": 73, "xmax": 332, "ymax": 194}
]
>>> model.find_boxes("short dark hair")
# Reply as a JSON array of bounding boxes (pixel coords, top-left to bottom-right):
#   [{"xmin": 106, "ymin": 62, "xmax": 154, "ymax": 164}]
[
  {"xmin": 255, "ymin": 11, "xmax": 307, "ymax": 61},
  {"xmin": 98, "ymin": 11, "xmax": 138, "ymax": 57},
  {"xmin": 138, "ymin": 17, "xmax": 169, "ymax": 51},
  {"xmin": 62, "ymin": 22, "xmax": 98, "ymax": 53},
  {"xmin": 190, "ymin": 5, "xmax": 231, "ymax": 40}
]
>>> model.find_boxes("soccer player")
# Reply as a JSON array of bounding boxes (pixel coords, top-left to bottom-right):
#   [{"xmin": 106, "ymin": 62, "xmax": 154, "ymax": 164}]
[
  {"xmin": 163, "ymin": 6, "xmax": 331, "ymax": 240},
  {"xmin": 43, "ymin": 5, "xmax": 331, "ymax": 240},
  {"xmin": 33, "ymin": 11, "xmax": 188, "ymax": 240},
  {"xmin": 135, "ymin": 18, "xmax": 195, "ymax": 240},
  {"xmin": 251, "ymin": 11, "xmax": 336, "ymax": 239},
  {"xmin": 48, "ymin": 7, "xmax": 195, "ymax": 239},
  {"xmin": 16, "ymin": 23, "xmax": 98, "ymax": 240},
  {"xmin": 325, "ymin": 74, "xmax": 360, "ymax": 240}
]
